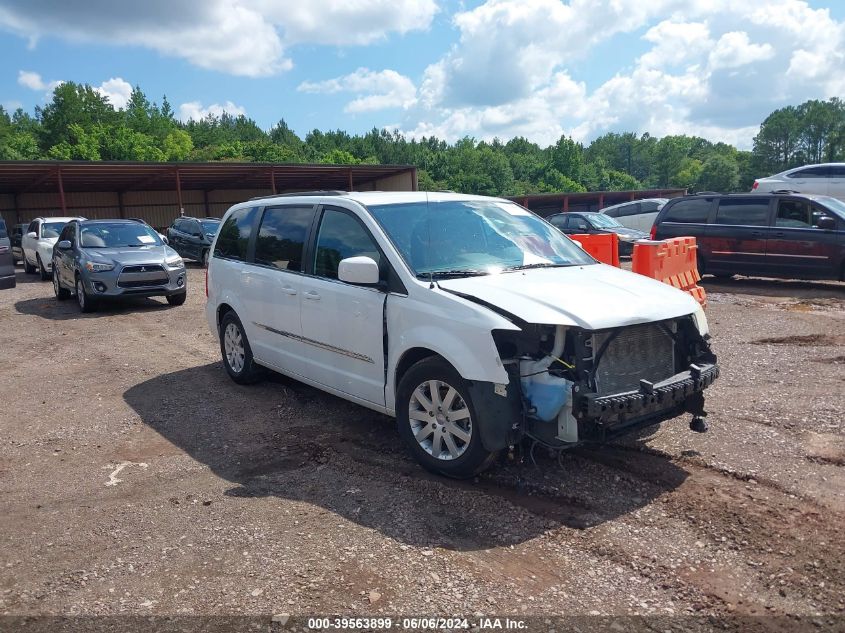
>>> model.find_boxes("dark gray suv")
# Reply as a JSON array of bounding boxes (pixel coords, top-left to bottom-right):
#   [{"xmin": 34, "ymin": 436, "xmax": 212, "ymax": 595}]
[{"xmin": 52, "ymin": 219, "xmax": 187, "ymax": 312}]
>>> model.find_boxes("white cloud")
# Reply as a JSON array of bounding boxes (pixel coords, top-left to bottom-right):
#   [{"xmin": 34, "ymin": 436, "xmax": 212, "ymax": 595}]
[
  {"xmin": 178, "ymin": 100, "xmax": 248, "ymax": 122},
  {"xmin": 0, "ymin": 0, "xmax": 438, "ymax": 77},
  {"xmin": 399, "ymin": 0, "xmax": 845, "ymax": 149},
  {"xmin": 95, "ymin": 77, "xmax": 133, "ymax": 109},
  {"xmin": 17, "ymin": 69, "xmax": 62, "ymax": 92},
  {"xmin": 298, "ymin": 68, "xmax": 417, "ymax": 113},
  {"xmin": 709, "ymin": 31, "xmax": 775, "ymax": 70}
]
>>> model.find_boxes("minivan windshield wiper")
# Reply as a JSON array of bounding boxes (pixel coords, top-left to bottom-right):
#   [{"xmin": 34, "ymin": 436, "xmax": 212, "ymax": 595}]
[
  {"xmin": 418, "ymin": 269, "xmax": 490, "ymax": 279},
  {"xmin": 505, "ymin": 262, "xmax": 577, "ymax": 271}
]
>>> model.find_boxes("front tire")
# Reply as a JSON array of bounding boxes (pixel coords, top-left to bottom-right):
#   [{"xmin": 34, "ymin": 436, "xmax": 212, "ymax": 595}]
[
  {"xmin": 53, "ymin": 265, "xmax": 70, "ymax": 300},
  {"xmin": 219, "ymin": 311, "xmax": 263, "ymax": 384},
  {"xmin": 76, "ymin": 276, "xmax": 97, "ymax": 313},
  {"xmin": 38, "ymin": 255, "xmax": 50, "ymax": 281},
  {"xmin": 396, "ymin": 357, "xmax": 496, "ymax": 478},
  {"xmin": 202, "ymin": 249, "xmax": 209, "ymax": 268},
  {"xmin": 24, "ymin": 255, "xmax": 36, "ymax": 274},
  {"xmin": 166, "ymin": 291, "xmax": 187, "ymax": 306}
]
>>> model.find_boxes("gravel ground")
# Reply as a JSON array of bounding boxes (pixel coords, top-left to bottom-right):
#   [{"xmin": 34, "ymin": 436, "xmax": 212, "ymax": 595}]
[{"xmin": 1, "ymin": 264, "xmax": 844, "ymax": 629}]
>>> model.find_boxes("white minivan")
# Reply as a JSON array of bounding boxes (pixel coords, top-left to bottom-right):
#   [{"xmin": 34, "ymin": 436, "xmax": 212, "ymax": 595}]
[{"xmin": 206, "ymin": 192, "xmax": 719, "ymax": 477}]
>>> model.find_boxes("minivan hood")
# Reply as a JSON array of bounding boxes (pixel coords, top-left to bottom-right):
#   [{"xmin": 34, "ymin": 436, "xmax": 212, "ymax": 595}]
[{"xmin": 437, "ymin": 264, "xmax": 699, "ymax": 330}]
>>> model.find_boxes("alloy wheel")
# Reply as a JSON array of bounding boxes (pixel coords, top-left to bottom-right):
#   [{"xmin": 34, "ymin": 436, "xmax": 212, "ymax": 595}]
[
  {"xmin": 408, "ymin": 380, "xmax": 472, "ymax": 461},
  {"xmin": 223, "ymin": 322, "xmax": 245, "ymax": 373}
]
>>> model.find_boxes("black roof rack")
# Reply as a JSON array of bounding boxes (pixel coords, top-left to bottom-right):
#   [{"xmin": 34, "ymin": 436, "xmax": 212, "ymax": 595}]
[
  {"xmin": 771, "ymin": 189, "xmax": 800, "ymax": 194},
  {"xmin": 692, "ymin": 191, "xmax": 720, "ymax": 195},
  {"xmin": 249, "ymin": 190, "xmax": 348, "ymax": 201}
]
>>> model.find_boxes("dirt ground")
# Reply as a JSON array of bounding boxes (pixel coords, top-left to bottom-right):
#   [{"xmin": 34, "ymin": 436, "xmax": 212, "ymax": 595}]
[{"xmin": 1, "ymin": 264, "xmax": 844, "ymax": 630}]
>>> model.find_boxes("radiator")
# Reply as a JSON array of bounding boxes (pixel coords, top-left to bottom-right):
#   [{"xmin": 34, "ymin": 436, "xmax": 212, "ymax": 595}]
[{"xmin": 592, "ymin": 322, "xmax": 676, "ymax": 396}]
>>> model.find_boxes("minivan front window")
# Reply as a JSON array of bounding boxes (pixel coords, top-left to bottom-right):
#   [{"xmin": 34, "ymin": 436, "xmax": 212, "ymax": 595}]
[
  {"xmin": 368, "ymin": 200, "xmax": 595, "ymax": 277},
  {"xmin": 80, "ymin": 223, "xmax": 162, "ymax": 248}
]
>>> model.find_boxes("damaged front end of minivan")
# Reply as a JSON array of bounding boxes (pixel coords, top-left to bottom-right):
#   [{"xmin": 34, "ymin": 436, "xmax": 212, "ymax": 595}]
[{"xmin": 491, "ymin": 314, "xmax": 719, "ymax": 451}]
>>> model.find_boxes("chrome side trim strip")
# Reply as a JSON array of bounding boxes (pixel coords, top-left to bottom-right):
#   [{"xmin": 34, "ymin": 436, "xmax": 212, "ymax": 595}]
[{"xmin": 253, "ymin": 322, "xmax": 375, "ymax": 364}]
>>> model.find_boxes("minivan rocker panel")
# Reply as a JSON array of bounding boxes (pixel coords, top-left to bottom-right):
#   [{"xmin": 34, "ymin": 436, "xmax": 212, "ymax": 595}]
[{"xmin": 206, "ymin": 192, "xmax": 718, "ymax": 478}]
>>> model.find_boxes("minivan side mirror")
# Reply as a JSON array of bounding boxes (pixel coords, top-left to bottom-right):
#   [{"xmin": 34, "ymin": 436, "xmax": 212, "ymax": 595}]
[
  {"xmin": 57, "ymin": 240, "xmax": 72, "ymax": 250},
  {"xmin": 817, "ymin": 216, "xmax": 836, "ymax": 230},
  {"xmin": 338, "ymin": 256, "xmax": 380, "ymax": 286},
  {"xmin": 26, "ymin": 231, "xmax": 37, "ymax": 239}
]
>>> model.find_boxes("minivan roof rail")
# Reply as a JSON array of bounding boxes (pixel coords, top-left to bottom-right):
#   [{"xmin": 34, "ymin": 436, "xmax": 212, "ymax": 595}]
[
  {"xmin": 249, "ymin": 190, "xmax": 348, "ymax": 201},
  {"xmin": 771, "ymin": 189, "xmax": 800, "ymax": 194}
]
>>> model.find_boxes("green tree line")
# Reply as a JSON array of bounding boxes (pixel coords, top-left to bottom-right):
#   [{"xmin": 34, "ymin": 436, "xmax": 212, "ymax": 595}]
[{"xmin": 1, "ymin": 82, "xmax": 843, "ymax": 196}]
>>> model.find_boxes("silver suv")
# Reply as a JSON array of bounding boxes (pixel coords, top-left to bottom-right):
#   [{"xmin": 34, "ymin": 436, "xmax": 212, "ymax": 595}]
[{"xmin": 52, "ymin": 219, "xmax": 187, "ymax": 312}]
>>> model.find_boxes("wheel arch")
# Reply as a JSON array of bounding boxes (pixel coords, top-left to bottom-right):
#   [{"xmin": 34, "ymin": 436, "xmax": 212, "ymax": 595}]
[{"xmin": 216, "ymin": 302, "xmax": 236, "ymax": 326}]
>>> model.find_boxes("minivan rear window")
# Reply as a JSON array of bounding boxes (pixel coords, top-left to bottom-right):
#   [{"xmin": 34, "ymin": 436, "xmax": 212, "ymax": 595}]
[
  {"xmin": 662, "ymin": 199, "xmax": 712, "ymax": 223},
  {"xmin": 214, "ymin": 207, "xmax": 257, "ymax": 262},
  {"xmin": 714, "ymin": 199, "xmax": 771, "ymax": 226}
]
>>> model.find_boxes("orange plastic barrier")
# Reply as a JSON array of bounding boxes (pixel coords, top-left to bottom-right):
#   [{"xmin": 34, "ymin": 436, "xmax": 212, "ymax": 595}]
[
  {"xmin": 632, "ymin": 237, "xmax": 707, "ymax": 309},
  {"xmin": 570, "ymin": 233, "xmax": 620, "ymax": 267}
]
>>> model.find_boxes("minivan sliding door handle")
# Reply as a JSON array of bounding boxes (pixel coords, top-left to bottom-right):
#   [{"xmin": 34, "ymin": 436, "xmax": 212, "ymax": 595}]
[
  {"xmin": 280, "ymin": 285, "xmax": 297, "ymax": 296},
  {"xmin": 303, "ymin": 290, "xmax": 321, "ymax": 301}
]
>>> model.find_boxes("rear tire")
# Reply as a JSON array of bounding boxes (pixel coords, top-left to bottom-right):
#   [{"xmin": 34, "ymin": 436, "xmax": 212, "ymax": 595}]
[
  {"xmin": 219, "ymin": 311, "xmax": 264, "ymax": 384},
  {"xmin": 38, "ymin": 255, "xmax": 50, "ymax": 281},
  {"xmin": 396, "ymin": 357, "xmax": 497, "ymax": 479},
  {"xmin": 166, "ymin": 291, "xmax": 187, "ymax": 306},
  {"xmin": 24, "ymin": 255, "xmax": 36, "ymax": 274}
]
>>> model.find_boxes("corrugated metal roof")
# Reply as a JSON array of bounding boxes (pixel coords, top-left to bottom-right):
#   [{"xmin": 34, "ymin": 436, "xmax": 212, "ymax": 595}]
[{"xmin": 0, "ymin": 161, "xmax": 417, "ymax": 194}]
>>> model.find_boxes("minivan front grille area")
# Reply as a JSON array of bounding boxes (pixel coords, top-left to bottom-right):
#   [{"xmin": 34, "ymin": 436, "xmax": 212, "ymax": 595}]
[
  {"xmin": 117, "ymin": 264, "xmax": 168, "ymax": 288},
  {"xmin": 592, "ymin": 322, "xmax": 676, "ymax": 396}
]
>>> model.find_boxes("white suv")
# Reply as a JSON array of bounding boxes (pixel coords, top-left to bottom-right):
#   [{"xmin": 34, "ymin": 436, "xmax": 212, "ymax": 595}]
[
  {"xmin": 753, "ymin": 163, "xmax": 845, "ymax": 201},
  {"xmin": 206, "ymin": 192, "xmax": 719, "ymax": 477},
  {"xmin": 22, "ymin": 216, "xmax": 85, "ymax": 280}
]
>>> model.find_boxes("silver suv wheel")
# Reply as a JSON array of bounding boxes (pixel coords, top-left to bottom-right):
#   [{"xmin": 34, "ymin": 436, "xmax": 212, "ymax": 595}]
[{"xmin": 409, "ymin": 380, "xmax": 472, "ymax": 461}]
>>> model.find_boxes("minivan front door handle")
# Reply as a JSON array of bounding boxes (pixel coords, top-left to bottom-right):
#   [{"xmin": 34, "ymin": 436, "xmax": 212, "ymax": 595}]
[
  {"xmin": 304, "ymin": 290, "xmax": 321, "ymax": 301},
  {"xmin": 280, "ymin": 285, "xmax": 297, "ymax": 296}
]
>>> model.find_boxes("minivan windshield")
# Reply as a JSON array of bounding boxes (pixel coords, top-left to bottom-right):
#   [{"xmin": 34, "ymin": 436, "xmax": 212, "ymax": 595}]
[
  {"xmin": 368, "ymin": 199, "xmax": 595, "ymax": 277},
  {"xmin": 80, "ymin": 223, "xmax": 163, "ymax": 248},
  {"xmin": 817, "ymin": 196, "xmax": 845, "ymax": 218}
]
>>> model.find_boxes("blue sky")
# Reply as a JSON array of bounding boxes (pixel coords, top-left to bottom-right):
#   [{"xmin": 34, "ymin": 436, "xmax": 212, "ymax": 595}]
[{"xmin": 2, "ymin": 0, "xmax": 844, "ymax": 149}]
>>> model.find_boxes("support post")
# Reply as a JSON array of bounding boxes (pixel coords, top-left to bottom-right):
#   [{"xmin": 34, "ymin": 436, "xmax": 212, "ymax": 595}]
[
  {"xmin": 175, "ymin": 168, "xmax": 184, "ymax": 216},
  {"xmin": 598, "ymin": 193, "xmax": 604, "ymax": 210},
  {"xmin": 629, "ymin": 191, "xmax": 636, "ymax": 201},
  {"xmin": 12, "ymin": 192, "xmax": 20, "ymax": 225},
  {"xmin": 270, "ymin": 169, "xmax": 277, "ymax": 194},
  {"xmin": 563, "ymin": 196, "xmax": 569, "ymax": 212},
  {"xmin": 347, "ymin": 168, "xmax": 354, "ymax": 192},
  {"xmin": 117, "ymin": 191, "xmax": 125, "ymax": 218},
  {"xmin": 57, "ymin": 167, "xmax": 67, "ymax": 214},
  {"xmin": 203, "ymin": 189, "xmax": 210, "ymax": 216}
]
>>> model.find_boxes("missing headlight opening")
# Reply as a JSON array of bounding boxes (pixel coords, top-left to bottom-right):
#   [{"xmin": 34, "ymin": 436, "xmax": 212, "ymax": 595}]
[{"xmin": 492, "ymin": 315, "xmax": 719, "ymax": 456}]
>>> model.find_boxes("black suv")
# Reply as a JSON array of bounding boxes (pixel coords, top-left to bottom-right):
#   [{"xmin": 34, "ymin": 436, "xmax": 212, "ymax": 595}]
[
  {"xmin": 166, "ymin": 216, "xmax": 221, "ymax": 266},
  {"xmin": 653, "ymin": 192, "xmax": 845, "ymax": 281}
]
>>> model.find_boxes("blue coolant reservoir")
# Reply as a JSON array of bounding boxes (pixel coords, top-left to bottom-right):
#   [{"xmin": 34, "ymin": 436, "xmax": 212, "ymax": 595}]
[{"xmin": 520, "ymin": 357, "xmax": 571, "ymax": 422}]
